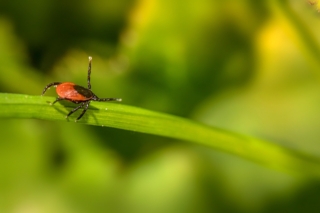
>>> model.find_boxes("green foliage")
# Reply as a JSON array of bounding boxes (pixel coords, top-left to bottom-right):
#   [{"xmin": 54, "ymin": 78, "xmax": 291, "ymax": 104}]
[
  {"xmin": 1, "ymin": 93, "xmax": 320, "ymax": 179},
  {"xmin": 1, "ymin": 0, "xmax": 320, "ymax": 213}
]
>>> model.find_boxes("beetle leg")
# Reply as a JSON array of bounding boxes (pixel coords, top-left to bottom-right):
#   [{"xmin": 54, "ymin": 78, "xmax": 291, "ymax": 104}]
[
  {"xmin": 92, "ymin": 94, "xmax": 122, "ymax": 102},
  {"xmin": 75, "ymin": 101, "xmax": 91, "ymax": 122},
  {"xmin": 66, "ymin": 102, "xmax": 86, "ymax": 119},
  {"xmin": 51, "ymin": 97, "xmax": 64, "ymax": 105},
  {"xmin": 42, "ymin": 82, "xmax": 61, "ymax": 95},
  {"xmin": 87, "ymin": 56, "xmax": 92, "ymax": 90},
  {"xmin": 97, "ymin": 98, "xmax": 122, "ymax": 102}
]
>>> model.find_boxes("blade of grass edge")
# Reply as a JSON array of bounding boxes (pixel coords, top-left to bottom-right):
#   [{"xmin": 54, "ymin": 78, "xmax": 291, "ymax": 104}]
[{"xmin": 1, "ymin": 93, "xmax": 320, "ymax": 177}]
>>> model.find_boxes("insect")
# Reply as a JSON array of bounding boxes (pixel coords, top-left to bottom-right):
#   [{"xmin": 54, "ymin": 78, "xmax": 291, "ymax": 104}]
[{"xmin": 42, "ymin": 56, "xmax": 122, "ymax": 122}]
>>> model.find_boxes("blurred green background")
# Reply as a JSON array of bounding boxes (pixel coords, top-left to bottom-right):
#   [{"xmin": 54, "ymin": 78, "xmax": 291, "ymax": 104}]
[{"xmin": 1, "ymin": 0, "xmax": 320, "ymax": 212}]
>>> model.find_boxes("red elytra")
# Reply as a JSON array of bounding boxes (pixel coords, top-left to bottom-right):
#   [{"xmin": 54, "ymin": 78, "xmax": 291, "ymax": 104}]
[
  {"xmin": 42, "ymin": 56, "xmax": 122, "ymax": 122},
  {"xmin": 56, "ymin": 82, "xmax": 93, "ymax": 101}
]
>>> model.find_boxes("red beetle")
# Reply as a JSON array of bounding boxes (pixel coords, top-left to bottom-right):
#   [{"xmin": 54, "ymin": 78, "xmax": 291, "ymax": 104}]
[{"xmin": 42, "ymin": 56, "xmax": 122, "ymax": 121}]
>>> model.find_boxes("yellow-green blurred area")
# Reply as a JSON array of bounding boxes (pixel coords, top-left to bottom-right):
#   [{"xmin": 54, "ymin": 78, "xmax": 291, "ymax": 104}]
[{"xmin": 1, "ymin": 0, "xmax": 320, "ymax": 212}]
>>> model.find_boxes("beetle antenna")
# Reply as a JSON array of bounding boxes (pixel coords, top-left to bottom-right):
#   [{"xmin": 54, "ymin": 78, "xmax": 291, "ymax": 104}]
[
  {"xmin": 88, "ymin": 56, "xmax": 92, "ymax": 90},
  {"xmin": 41, "ymin": 82, "xmax": 61, "ymax": 95}
]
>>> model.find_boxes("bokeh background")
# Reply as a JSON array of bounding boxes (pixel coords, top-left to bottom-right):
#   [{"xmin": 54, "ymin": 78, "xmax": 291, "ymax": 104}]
[{"xmin": 1, "ymin": 0, "xmax": 320, "ymax": 212}]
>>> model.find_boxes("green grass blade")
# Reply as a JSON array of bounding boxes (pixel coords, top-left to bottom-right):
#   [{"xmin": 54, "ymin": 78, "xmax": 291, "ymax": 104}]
[
  {"xmin": 1, "ymin": 93, "xmax": 320, "ymax": 177},
  {"xmin": 269, "ymin": 1, "xmax": 320, "ymax": 79}
]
